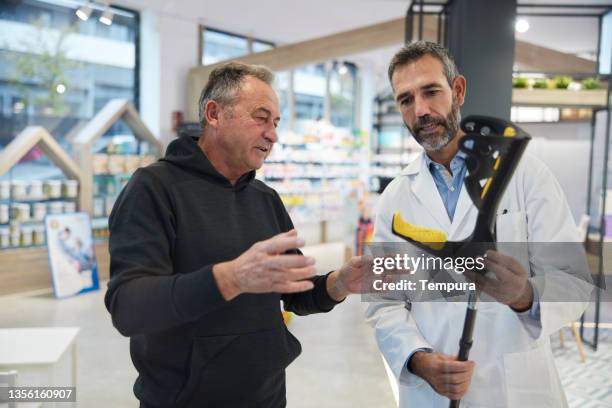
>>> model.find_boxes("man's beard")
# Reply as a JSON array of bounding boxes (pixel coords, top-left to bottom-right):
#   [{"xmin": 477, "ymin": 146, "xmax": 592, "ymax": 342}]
[{"xmin": 408, "ymin": 99, "xmax": 461, "ymax": 152}]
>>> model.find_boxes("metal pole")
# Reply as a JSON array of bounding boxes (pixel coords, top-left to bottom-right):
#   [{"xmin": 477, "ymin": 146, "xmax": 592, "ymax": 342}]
[{"xmin": 418, "ymin": 0, "xmax": 425, "ymax": 40}]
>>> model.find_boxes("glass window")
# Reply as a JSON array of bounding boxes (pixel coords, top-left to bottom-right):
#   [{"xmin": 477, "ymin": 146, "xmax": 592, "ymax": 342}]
[
  {"xmin": 274, "ymin": 71, "xmax": 292, "ymax": 131},
  {"xmin": 294, "ymin": 64, "xmax": 326, "ymax": 131},
  {"xmin": 252, "ymin": 40, "xmax": 274, "ymax": 53},
  {"xmin": 202, "ymin": 29, "xmax": 249, "ymax": 65},
  {"xmin": 330, "ymin": 62, "xmax": 356, "ymax": 130},
  {"xmin": 201, "ymin": 28, "xmax": 275, "ymax": 65},
  {"xmin": 0, "ymin": 0, "xmax": 139, "ymax": 152}
]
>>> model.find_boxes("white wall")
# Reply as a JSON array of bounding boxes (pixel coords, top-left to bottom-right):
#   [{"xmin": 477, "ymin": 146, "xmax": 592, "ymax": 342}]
[
  {"xmin": 522, "ymin": 122, "xmax": 592, "ymax": 223},
  {"xmin": 139, "ymin": 11, "xmax": 199, "ymax": 148}
]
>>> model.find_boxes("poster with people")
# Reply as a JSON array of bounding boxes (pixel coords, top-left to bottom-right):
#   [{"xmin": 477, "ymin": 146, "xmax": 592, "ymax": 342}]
[{"xmin": 45, "ymin": 212, "xmax": 99, "ymax": 298}]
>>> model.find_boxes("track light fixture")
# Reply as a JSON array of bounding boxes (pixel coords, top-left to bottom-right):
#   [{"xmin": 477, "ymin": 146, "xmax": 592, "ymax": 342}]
[{"xmin": 75, "ymin": 1, "xmax": 92, "ymax": 21}]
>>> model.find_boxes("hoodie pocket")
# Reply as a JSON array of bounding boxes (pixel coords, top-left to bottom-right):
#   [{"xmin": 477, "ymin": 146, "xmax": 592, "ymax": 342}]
[
  {"xmin": 174, "ymin": 326, "xmax": 301, "ymax": 407},
  {"xmin": 174, "ymin": 333, "xmax": 239, "ymax": 407}
]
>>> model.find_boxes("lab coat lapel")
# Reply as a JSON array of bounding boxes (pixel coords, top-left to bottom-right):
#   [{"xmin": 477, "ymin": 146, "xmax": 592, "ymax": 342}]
[{"xmin": 409, "ymin": 155, "xmax": 452, "ymax": 231}]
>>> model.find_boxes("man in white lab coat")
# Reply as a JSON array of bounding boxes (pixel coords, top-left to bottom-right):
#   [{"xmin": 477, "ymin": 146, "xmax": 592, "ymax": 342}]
[{"xmin": 365, "ymin": 41, "xmax": 590, "ymax": 407}]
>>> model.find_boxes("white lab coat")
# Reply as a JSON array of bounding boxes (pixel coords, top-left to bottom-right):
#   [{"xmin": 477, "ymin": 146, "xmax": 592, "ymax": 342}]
[{"xmin": 365, "ymin": 151, "xmax": 590, "ymax": 408}]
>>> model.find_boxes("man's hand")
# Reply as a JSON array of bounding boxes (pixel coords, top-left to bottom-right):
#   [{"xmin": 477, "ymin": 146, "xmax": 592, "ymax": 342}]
[
  {"xmin": 410, "ymin": 352, "xmax": 475, "ymax": 400},
  {"xmin": 464, "ymin": 250, "xmax": 533, "ymax": 312},
  {"xmin": 213, "ymin": 230, "xmax": 316, "ymax": 300},
  {"xmin": 326, "ymin": 256, "xmax": 368, "ymax": 302}
]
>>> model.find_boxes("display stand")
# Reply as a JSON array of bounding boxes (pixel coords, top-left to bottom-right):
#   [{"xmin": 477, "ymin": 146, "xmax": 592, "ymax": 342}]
[
  {"xmin": 72, "ymin": 99, "xmax": 162, "ymax": 238},
  {"xmin": 0, "ymin": 127, "xmax": 89, "ymax": 295}
]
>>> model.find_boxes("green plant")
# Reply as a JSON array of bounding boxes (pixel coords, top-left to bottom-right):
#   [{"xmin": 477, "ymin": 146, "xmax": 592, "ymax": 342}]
[
  {"xmin": 581, "ymin": 77, "xmax": 601, "ymax": 90},
  {"xmin": 554, "ymin": 75, "xmax": 573, "ymax": 89},
  {"xmin": 6, "ymin": 17, "xmax": 78, "ymax": 117},
  {"xmin": 533, "ymin": 78, "xmax": 549, "ymax": 89},
  {"xmin": 512, "ymin": 76, "xmax": 528, "ymax": 89}
]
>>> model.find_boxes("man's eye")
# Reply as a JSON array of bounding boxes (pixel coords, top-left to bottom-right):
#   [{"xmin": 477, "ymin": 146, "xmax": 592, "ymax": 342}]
[{"xmin": 426, "ymin": 90, "xmax": 439, "ymax": 96}]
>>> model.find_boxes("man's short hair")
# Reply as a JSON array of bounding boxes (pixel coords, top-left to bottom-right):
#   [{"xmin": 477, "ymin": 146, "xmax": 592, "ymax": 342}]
[
  {"xmin": 198, "ymin": 61, "xmax": 275, "ymax": 128},
  {"xmin": 388, "ymin": 41, "xmax": 459, "ymax": 88}
]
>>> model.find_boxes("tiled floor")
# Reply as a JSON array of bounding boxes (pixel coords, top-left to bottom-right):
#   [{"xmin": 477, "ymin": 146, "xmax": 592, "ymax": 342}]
[{"xmin": 553, "ymin": 328, "xmax": 612, "ymax": 408}]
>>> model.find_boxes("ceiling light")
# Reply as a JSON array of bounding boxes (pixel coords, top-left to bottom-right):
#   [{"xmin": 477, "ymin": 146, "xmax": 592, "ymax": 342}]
[
  {"xmin": 56, "ymin": 83, "xmax": 66, "ymax": 94},
  {"xmin": 338, "ymin": 63, "xmax": 349, "ymax": 76},
  {"xmin": 76, "ymin": 2, "xmax": 92, "ymax": 21},
  {"xmin": 99, "ymin": 7, "xmax": 113, "ymax": 25},
  {"xmin": 515, "ymin": 18, "xmax": 529, "ymax": 33}
]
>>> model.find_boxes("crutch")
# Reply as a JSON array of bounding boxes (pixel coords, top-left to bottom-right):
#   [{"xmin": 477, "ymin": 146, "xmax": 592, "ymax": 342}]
[{"xmin": 391, "ymin": 115, "xmax": 531, "ymax": 408}]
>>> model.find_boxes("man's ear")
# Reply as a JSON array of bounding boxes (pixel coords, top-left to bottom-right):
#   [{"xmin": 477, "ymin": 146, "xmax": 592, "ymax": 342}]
[
  {"xmin": 204, "ymin": 100, "xmax": 222, "ymax": 128},
  {"xmin": 452, "ymin": 75, "xmax": 467, "ymax": 106}
]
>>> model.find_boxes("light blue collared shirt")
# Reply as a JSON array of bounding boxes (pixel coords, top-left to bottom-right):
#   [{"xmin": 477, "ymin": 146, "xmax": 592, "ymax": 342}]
[{"xmin": 424, "ymin": 151, "xmax": 468, "ymax": 222}]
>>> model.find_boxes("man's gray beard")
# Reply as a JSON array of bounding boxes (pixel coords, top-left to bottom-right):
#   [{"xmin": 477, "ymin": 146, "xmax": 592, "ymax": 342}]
[
  {"xmin": 411, "ymin": 104, "xmax": 461, "ymax": 152},
  {"xmin": 420, "ymin": 130, "xmax": 453, "ymax": 152}
]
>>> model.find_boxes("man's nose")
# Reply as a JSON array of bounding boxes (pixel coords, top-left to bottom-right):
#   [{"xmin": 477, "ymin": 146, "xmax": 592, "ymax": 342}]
[
  {"xmin": 413, "ymin": 95, "xmax": 431, "ymax": 118},
  {"xmin": 263, "ymin": 124, "xmax": 277, "ymax": 144}
]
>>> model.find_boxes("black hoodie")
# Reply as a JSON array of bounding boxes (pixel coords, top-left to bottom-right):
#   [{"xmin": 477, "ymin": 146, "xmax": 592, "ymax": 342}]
[{"xmin": 104, "ymin": 136, "xmax": 341, "ymax": 408}]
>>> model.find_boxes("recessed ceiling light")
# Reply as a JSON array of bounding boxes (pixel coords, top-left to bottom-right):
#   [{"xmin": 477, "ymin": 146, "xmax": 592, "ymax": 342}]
[{"xmin": 515, "ymin": 18, "xmax": 530, "ymax": 33}]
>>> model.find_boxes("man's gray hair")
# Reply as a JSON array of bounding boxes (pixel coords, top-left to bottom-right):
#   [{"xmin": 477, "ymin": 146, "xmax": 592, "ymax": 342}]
[
  {"xmin": 198, "ymin": 61, "xmax": 275, "ymax": 128},
  {"xmin": 388, "ymin": 41, "xmax": 459, "ymax": 88}
]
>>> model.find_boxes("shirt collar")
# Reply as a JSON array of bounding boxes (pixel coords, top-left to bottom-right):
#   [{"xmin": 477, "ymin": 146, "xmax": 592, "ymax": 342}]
[{"xmin": 424, "ymin": 149, "xmax": 467, "ymax": 172}]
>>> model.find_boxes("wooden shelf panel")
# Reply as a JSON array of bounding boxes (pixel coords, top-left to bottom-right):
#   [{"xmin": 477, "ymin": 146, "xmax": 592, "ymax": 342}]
[
  {"xmin": 0, "ymin": 241, "xmax": 110, "ymax": 296},
  {"xmin": 512, "ymin": 89, "xmax": 608, "ymax": 108}
]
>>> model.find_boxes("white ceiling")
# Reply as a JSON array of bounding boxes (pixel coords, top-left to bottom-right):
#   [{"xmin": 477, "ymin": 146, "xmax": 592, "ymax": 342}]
[
  {"xmin": 112, "ymin": 0, "xmax": 611, "ymax": 57},
  {"xmin": 112, "ymin": 0, "xmax": 610, "ymax": 89},
  {"xmin": 515, "ymin": 16, "xmax": 600, "ymax": 57},
  {"xmin": 113, "ymin": 0, "xmax": 410, "ymax": 44}
]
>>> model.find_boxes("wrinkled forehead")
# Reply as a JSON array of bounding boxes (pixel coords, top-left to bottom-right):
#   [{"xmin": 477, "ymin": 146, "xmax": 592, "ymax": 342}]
[
  {"xmin": 237, "ymin": 77, "xmax": 280, "ymax": 114},
  {"xmin": 391, "ymin": 55, "xmax": 448, "ymax": 95}
]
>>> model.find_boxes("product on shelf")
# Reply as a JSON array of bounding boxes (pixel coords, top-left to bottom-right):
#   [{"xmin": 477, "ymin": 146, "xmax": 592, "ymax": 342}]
[
  {"xmin": 62, "ymin": 180, "xmax": 79, "ymax": 198},
  {"xmin": 31, "ymin": 202, "xmax": 47, "ymax": 221},
  {"xmin": 108, "ymin": 155, "xmax": 126, "ymax": 175},
  {"xmin": 64, "ymin": 201, "xmax": 77, "ymax": 213},
  {"xmin": 105, "ymin": 196, "xmax": 116, "ymax": 216},
  {"xmin": 0, "ymin": 176, "xmax": 80, "ymax": 250},
  {"xmin": 0, "ymin": 181, "xmax": 9, "ymax": 200},
  {"xmin": 20, "ymin": 226, "xmax": 33, "ymax": 246},
  {"xmin": 0, "ymin": 226, "xmax": 9, "ymax": 248},
  {"xmin": 11, "ymin": 181, "xmax": 27, "ymax": 200},
  {"xmin": 33, "ymin": 225, "xmax": 46, "ymax": 246},
  {"xmin": 10, "ymin": 225, "xmax": 19, "ymax": 247},
  {"xmin": 11, "ymin": 203, "xmax": 30, "ymax": 221},
  {"xmin": 93, "ymin": 154, "xmax": 109, "ymax": 174},
  {"xmin": 47, "ymin": 201, "xmax": 64, "ymax": 215},
  {"xmin": 29, "ymin": 180, "xmax": 43, "ymax": 198},
  {"xmin": 0, "ymin": 204, "xmax": 8, "ymax": 224},
  {"xmin": 93, "ymin": 198, "xmax": 105, "ymax": 218},
  {"xmin": 44, "ymin": 180, "xmax": 62, "ymax": 198},
  {"xmin": 93, "ymin": 226, "xmax": 109, "ymax": 240}
]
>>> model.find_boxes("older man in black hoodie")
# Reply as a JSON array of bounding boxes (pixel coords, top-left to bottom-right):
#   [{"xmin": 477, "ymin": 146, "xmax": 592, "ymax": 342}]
[{"xmin": 104, "ymin": 61, "xmax": 365, "ymax": 408}]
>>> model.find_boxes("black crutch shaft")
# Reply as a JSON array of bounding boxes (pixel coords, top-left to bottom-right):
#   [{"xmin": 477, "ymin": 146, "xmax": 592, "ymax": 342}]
[{"xmin": 449, "ymin": 291, "xmax": 479, "ymax": 408}]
